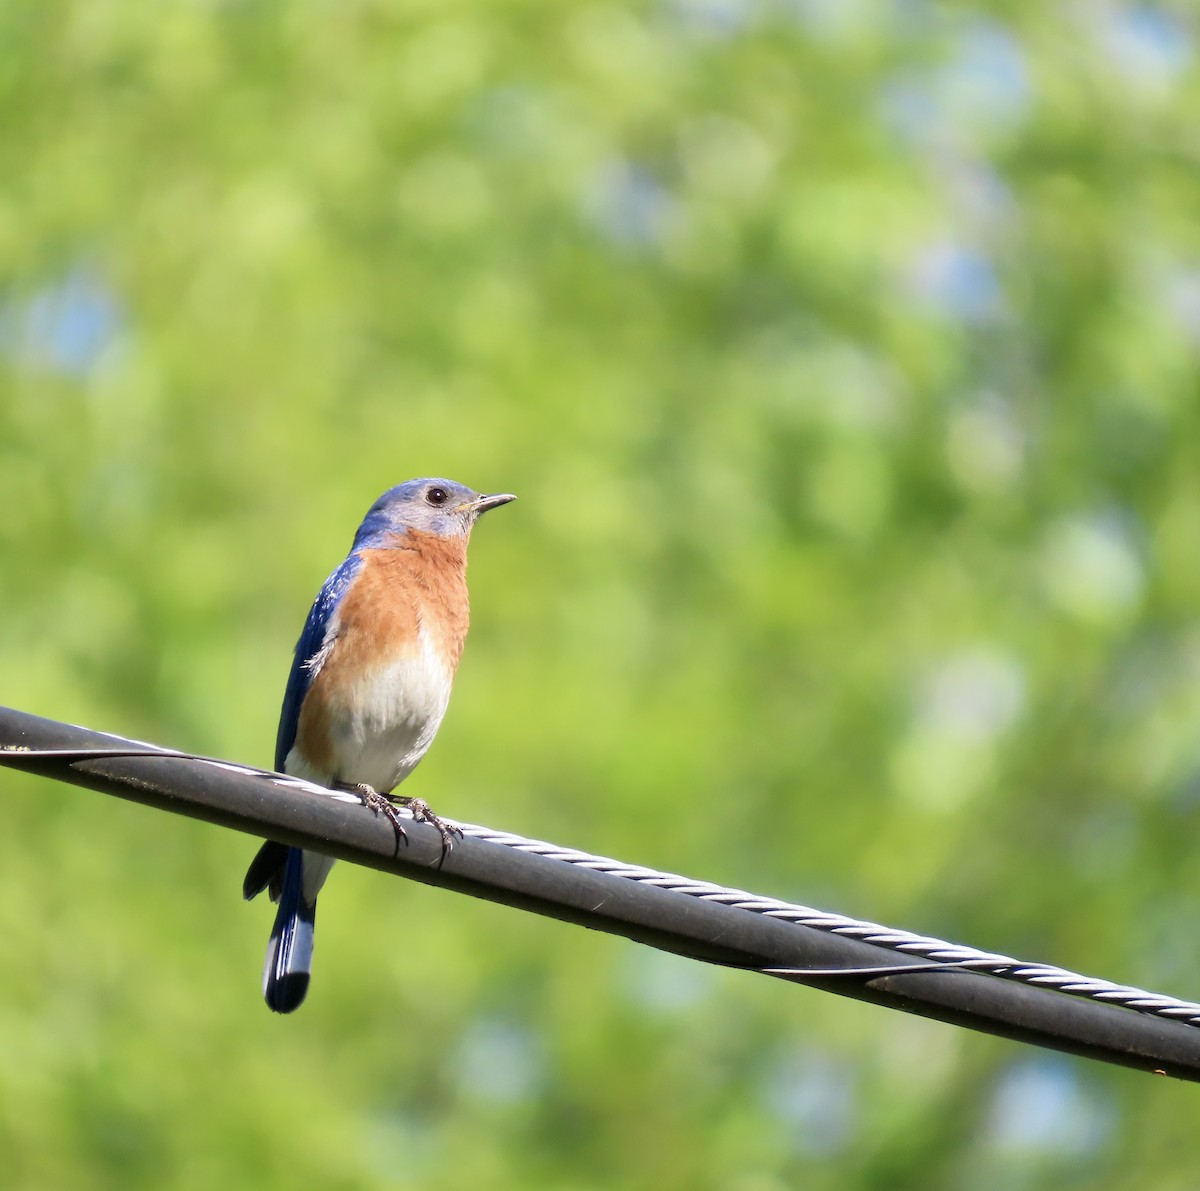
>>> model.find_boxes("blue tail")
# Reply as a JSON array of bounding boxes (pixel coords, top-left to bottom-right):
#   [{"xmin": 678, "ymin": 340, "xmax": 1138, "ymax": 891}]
[{"xmin": 262, "ymin": 847, "xmax": 317, "ymax": 1014}]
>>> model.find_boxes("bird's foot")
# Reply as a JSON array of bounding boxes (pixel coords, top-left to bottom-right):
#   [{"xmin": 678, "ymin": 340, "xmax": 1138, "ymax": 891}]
[
  {"xmin": 394, "ymin": 795, "xmax": 464, "ymax": 866},
  {"xmin": 343, "ymin": 782, "xmax": 409, "ymax": 847},
  {"xmin": 340, "ymin": 783, "xmax": 462, "ymax": 866}
]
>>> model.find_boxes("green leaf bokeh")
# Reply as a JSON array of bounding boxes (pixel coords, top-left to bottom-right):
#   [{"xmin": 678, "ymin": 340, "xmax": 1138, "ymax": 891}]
[{"xmin": 3, "ymin": 3, "xmax": 1200, "ymax": 1188}]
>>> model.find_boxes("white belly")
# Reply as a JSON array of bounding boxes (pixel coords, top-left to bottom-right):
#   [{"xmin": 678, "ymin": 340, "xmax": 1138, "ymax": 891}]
[{"xmin": 288, "ymin": 626, "xmax": 454, "ymax": 794}]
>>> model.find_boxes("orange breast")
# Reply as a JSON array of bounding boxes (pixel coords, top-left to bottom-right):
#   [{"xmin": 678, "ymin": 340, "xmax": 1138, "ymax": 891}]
[{"xmin": 291, "ymin": 531, "xmax": 471, "ymax": 782}]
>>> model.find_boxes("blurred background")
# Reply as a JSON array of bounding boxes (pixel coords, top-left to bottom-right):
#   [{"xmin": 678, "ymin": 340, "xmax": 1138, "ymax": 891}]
[{"xmin": 3, "ymin": 1, "xmax": 1200, "ymax": 1187}]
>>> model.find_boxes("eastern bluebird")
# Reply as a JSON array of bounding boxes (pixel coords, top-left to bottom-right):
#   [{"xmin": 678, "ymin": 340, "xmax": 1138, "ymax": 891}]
[{"xmin": 242, "ymin": 478, "xmax": 515, "ymax": 1013}]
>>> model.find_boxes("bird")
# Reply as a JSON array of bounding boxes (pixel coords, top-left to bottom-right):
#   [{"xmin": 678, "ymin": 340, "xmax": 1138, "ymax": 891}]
[{"xmin": 242, "ymin": 477, "xmax": 516, "ymax": 1013}]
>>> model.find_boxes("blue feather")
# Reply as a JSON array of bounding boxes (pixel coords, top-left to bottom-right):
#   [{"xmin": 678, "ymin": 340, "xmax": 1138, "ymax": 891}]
[
  {"xmin": 274, "ymin": 551, "xmax": 364, "ymax": 771},
  {"xmin": 253, "ymin": 551, "xmax": 365, "ymax": 1013},
  {"xmin": 262, "ymin": 847, "xmax": 316, "ymax": 1014}
]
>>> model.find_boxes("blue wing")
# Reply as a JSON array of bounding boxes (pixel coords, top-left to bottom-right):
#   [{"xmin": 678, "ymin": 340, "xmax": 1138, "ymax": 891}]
[{"xmin": 274, "ymin": 551, "xmax": 365, "ymax": 772}]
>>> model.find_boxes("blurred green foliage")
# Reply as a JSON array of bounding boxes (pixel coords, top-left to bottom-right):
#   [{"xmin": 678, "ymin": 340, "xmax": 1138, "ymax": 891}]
[{"xmin": 3, "ymin": 1, "xmax": 1200, "ymax": 1187}]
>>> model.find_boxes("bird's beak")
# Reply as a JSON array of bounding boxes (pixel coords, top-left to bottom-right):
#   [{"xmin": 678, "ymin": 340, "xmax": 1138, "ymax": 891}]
[{"xmin": 464, "ymin": 492, "xmax": 517, "ymax": 516}]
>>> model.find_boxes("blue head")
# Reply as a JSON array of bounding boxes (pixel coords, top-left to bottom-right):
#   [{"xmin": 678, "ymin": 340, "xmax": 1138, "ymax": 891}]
[{"xmin": 352, "ymin": 478, "xmax": 516, "ymax": 548}]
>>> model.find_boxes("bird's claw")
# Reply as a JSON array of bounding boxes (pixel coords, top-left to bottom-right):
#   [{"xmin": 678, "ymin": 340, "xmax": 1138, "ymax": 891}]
[
  {"xmin": 398, "ymin": 796, "xmax": 464, "ymax": 859},
  {"xmin": 352, "ymin": 784, "xmax": 409, "ymax": 846},
  {"xmin": 343, "ymin": 783, "xmax": 462, "ymax": 866}
]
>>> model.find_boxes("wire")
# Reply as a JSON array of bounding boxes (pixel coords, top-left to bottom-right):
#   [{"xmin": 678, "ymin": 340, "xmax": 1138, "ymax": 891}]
[
  {"xmin": 456, "ymin": 823, "xmax": 1200, "ymax": 1024},
  {"xmin": 2, "ymin": 703, "xmax": 1199, "ymax": 1081}
]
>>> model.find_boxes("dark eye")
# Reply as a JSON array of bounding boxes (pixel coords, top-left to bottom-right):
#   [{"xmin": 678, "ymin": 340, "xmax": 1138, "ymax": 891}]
[{"xmin": 426, "ymin": 486, "xmax": 449, "ymax": 507}]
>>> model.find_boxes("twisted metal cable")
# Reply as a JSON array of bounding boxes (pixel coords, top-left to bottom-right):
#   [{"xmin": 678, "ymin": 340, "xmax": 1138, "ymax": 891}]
[
  {"xmin": 5, "ymin": 709, "xmax": 1200, "ymax": 1083},
  {"xmin": 455, "ymin": 823, "xmax": 1200, "ymax": 1026},
  {"xmin": 7, "ymin": 738, "xmax": 1200, "ymax": 1027}
]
